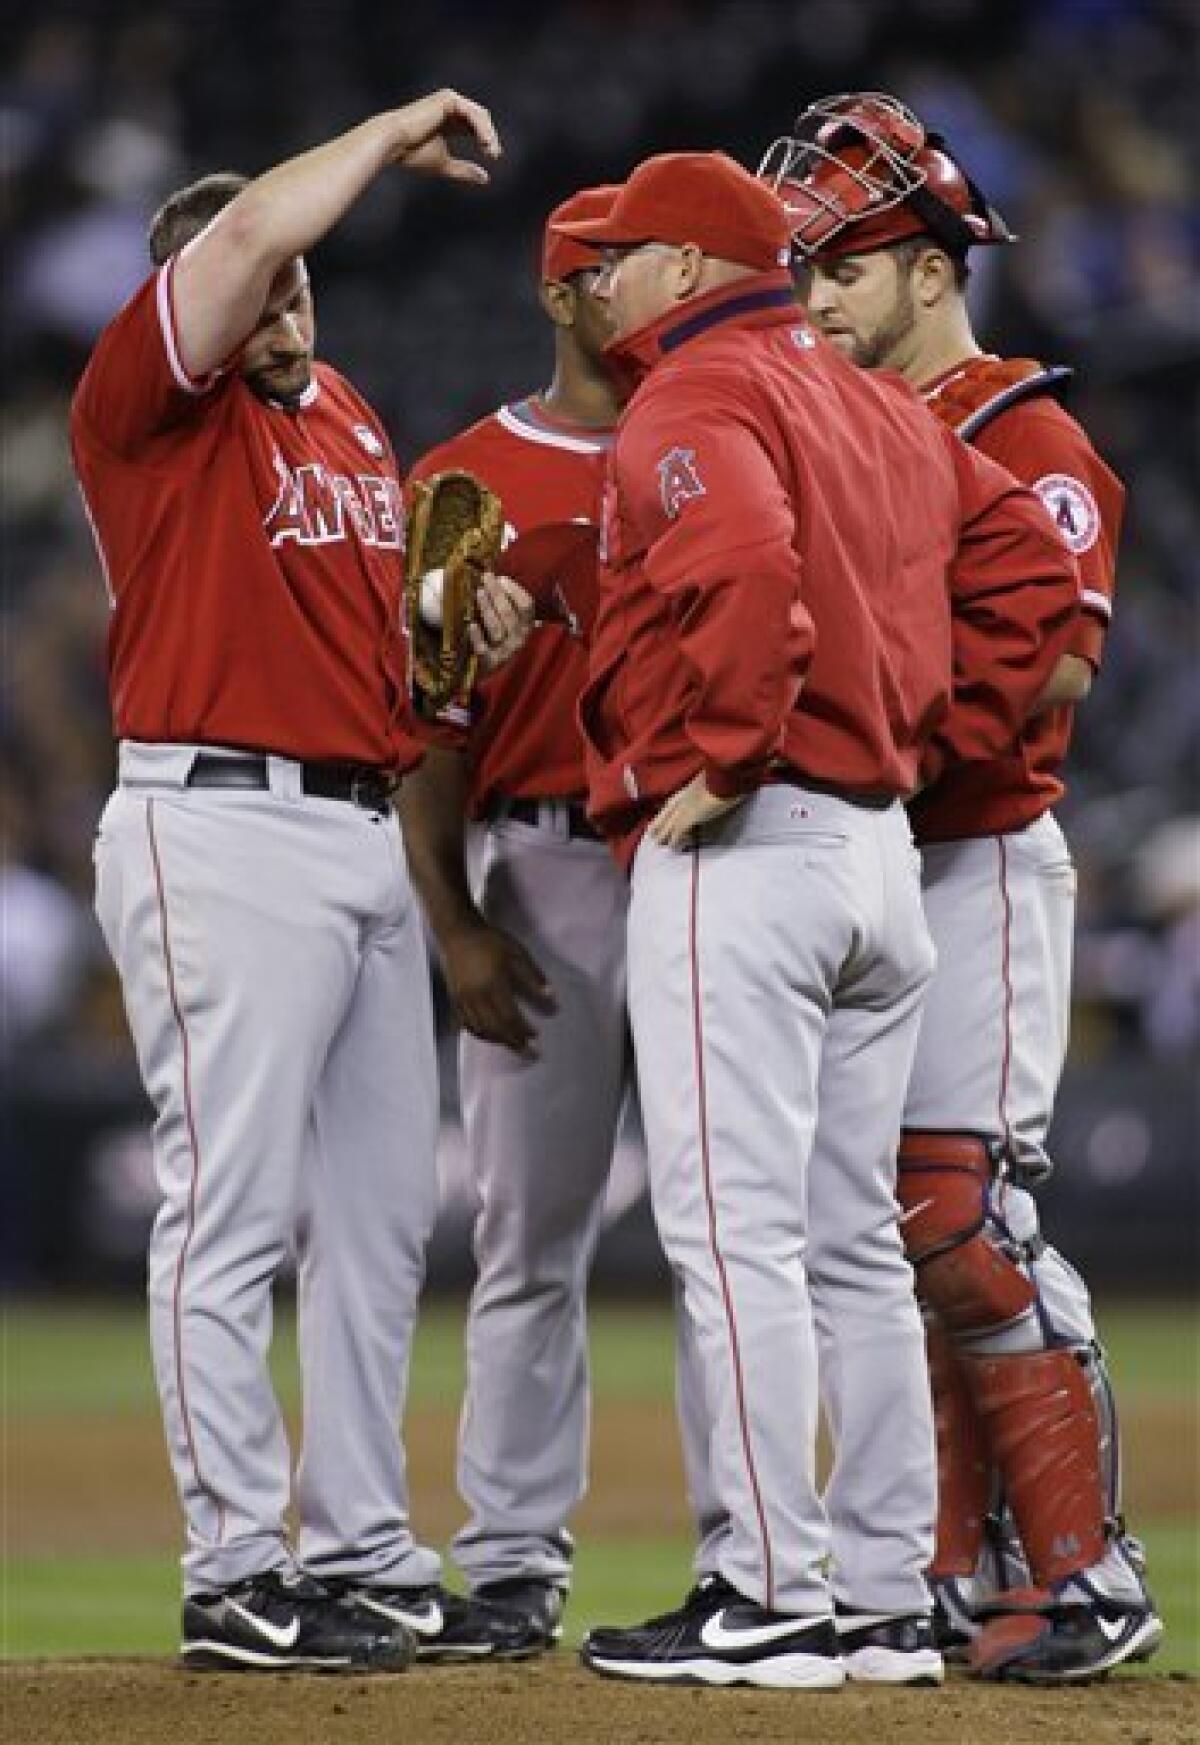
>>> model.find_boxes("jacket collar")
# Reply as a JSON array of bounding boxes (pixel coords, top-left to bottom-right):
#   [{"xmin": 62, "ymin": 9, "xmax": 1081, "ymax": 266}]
[{"xmin": 604, "ymin": 270, "xmax": 799, "ymax": 392}]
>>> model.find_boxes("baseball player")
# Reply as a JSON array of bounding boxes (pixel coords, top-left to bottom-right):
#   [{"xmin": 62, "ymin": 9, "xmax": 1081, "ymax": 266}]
[
  {"xmin": 398, "ymin": 187, "xmax": 628, "ymax": 1648},
  {"xmin": 555, "ymin": 151, "xmax": 1081, "ymax": 1689},
  {"xmin": 768, "ymin": 90, "xmax": 1163, "ymax": 1681},
  {"xmin": 71, "ymin": 92, "xmax": 542, "ymax": 1672}
]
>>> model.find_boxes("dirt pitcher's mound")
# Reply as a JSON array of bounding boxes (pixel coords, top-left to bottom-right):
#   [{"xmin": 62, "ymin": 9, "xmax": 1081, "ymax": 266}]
[{"xmin": 3, "ymin": 1656, "xmax": 1195, "ymax": 1745}]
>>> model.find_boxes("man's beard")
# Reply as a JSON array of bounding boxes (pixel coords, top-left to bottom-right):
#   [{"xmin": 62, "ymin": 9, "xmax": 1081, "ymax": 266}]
[
  {"xmin": 852, "ymin": 280, "xmax": 917, "ymax": 371},
  {"xmin": 245, "ymin": 360, "xmax": 312, "ymax": 406}
]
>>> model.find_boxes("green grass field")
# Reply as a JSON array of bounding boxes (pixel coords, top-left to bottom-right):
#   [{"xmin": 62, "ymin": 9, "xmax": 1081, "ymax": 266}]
[{"xmin": 3, "ymin": 1299, "xmax": 1197, "ymax": 1668}]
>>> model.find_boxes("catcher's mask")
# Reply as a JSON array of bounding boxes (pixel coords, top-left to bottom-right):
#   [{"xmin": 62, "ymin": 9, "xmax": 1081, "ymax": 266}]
[{"xmin": 758, "ymin": 91, "xmax": 1016, "ymax": 262}]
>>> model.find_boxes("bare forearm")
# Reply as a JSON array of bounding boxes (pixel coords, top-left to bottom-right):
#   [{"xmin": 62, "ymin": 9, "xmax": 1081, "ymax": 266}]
[
  {"xmin": 221, "ymin": 114, "xmax": 414, "ymax": 278},
  {"xmin": 171, "ymin": 88, "xmax": 498, "ymax": 377},
  {"xmin": 397, "ymin": 747, "xmax": 481, "ymax": 947}
]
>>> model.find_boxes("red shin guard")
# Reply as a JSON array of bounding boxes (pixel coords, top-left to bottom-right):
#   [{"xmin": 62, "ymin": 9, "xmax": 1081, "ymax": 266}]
[
  {"xmin": 961, "ymin": 1347, "xmax": 1107, "ymax": 1587},
  {"xmin": 926, "ymin": 1321, "xmax": 990, "ymax": 1579}
]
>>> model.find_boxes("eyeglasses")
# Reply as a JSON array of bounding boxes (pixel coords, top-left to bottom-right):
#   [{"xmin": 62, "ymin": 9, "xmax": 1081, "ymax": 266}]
[
  {"xmin": 564, "ymin": 264, "xmax": 607, "ymax": 292},
  {"xmin": 591, "ymin": 241, "xmax": 681, "ymax": 287}
]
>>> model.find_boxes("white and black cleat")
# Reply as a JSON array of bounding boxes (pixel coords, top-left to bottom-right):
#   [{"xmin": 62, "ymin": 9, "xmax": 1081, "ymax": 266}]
[
  {"xmin": 969, "ymin": 1592, "xmax": 1165, "ymax": 1684},
  {"xmin": 329, "ymin": 1580, "xmax": 545, "ymax": 1661},
  {"xmin": 835, "ymin": 1607, "xmax": 945, "ymax": 1685},
  {"xmin": 475, "ymin": 1577, "xmax": 566, "ymax": 1651},
  {"xmin": 181, "ymin": 1568, "xmax": 414, "ymax": 1672},
  {"xmin": 581, "ymin": 1574, "xmax": 845, "ymax": 1690},
  {"xmin": 930, "ymin": 1573, "xmax": 983, "ymax": 1659}
]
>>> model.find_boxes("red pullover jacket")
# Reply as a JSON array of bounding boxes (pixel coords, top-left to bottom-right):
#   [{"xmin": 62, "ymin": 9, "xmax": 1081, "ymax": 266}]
[{"xmin": 579, "ymin": 272, "xmax": 1081, "ymax": 866}]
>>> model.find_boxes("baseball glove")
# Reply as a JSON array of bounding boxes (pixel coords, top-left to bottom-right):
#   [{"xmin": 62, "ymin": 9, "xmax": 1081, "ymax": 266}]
[{"xmin": 405, "ymin": 469, "xmax": 505, "ymax": 714}]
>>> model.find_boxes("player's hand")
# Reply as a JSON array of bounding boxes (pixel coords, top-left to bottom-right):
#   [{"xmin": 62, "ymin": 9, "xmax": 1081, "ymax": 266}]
[
  {"xmin": 388, "ymin": 89, "xmax": 501, "ymax": 186},
  {"xmin": 470, "ymin": 573, "xmax": 535, "ymax": 672},
  {"xmin": 442, "ymin": 921, "xmax": 556, "ymax": 1054},
  {"xmin": 649, "ymin": 774, "xmax": 745, "ymax": 850}
]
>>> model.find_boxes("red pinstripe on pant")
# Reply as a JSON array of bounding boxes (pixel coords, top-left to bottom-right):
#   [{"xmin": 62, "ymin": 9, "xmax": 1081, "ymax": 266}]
[
  {"xmin": 688, "ymin": 843, "xmax": 775, "ymax": 1606},
  {"xmin": 146, "ymin": 798, "xmax": 225, "ymax": 1543}
]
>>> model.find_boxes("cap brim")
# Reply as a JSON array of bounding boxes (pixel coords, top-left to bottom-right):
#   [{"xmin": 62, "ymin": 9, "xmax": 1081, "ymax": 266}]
[{"xmin": 552, "ymin": 214, "xmax": 639, "ymax": 248}]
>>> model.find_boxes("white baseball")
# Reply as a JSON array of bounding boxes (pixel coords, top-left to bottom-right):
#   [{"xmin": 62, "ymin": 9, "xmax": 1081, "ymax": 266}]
[{"xmin": 419, "ymin": 567, "xmax": 445, "ymax": 628}]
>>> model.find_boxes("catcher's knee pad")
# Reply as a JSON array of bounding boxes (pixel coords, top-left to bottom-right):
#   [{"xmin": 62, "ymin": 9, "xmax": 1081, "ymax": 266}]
[
  {"xmin": 897, "ymin": 1131, "xmax": 1036, "ymax": 1335},
  {"xmin": 961, "ymin": 1346, "xmax": 1107, "ymax": 1587}
]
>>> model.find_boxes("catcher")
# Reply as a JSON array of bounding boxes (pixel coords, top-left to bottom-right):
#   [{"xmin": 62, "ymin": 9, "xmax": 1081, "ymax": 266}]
[{"xmin": 764, "ymin": 90, "xmax": 1162, "ymax": 1684}]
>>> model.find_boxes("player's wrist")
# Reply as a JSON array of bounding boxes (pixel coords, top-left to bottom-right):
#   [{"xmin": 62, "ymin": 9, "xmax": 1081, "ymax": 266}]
[
  {"xmin": 439, "ymin": 911, "xmax": 494, "ymax": 953},
  {"xmin": 704, "ymin": 762, "xmax": 756, "ymax": 801}
]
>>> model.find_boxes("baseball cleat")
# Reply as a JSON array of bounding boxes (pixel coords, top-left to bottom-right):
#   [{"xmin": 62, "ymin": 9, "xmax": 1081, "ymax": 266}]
[
  {"xmin": 835, "ymin": 1608, "xmax": 945, "ymax": 1684},
  {"xmin": 580, "ymin": 1574, "xmax": 846, "ymax": 1689},
  {"xmin": 930, "ymin": 1574, "xmax": 983, "ymax": 1657},
  {"xmin": 328, "ymin": 1580, "xmax": 545, "ymax": 1661},
  {"xmin": 181, "ymin": 1568, "xmax": 415, "ymax": 1672},
  {"xmin": 968, "ymin": 1595, "xmax": 1165, "ymax": 1683},
  {"xmin": 474, "ymin": 1577, "xmax": 566, "ymax": 1649}
]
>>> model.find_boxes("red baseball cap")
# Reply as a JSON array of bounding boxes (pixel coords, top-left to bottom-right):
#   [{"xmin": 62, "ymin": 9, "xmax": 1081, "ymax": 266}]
[
  {"xmin": 542, "ymin": 185, "xmax": 620, "ymax": 282},
  {"xmin": 555, "ymin": 152, "xmax": 792, "ymax": 271}
]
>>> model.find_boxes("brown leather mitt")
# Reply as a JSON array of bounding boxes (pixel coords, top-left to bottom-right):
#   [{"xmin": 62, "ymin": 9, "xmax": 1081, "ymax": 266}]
[{"xmin": 405, "ymin": 469, "xmax": 504, "ymax": 714}]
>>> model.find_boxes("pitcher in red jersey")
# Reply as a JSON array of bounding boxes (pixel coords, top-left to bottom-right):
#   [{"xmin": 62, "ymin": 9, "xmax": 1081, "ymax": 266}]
[{"xmin": 398, "ymin": 186, "xmax": 630, "ymax": 1652}]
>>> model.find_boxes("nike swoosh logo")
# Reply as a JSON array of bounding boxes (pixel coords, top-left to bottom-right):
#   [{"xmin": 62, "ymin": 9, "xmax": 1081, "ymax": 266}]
[
  {"xmin": 898, "ymin": 1197, "xmax": 935, "ymax": 1226},
  {"xmin": 358, "ymin": 1593, "xmax": 443, "ymax": 1634},
  {"xmin": 1094, "ymin": 1614, "xmax": 1132, "ymax": 1645},
  {"xmin": 227, "ymin": 1600, "xmax": 300, "ymax": 1649},
  {"xmin": 699, "ymin": 1609, "xmax": 817, "ymax": 1650}
]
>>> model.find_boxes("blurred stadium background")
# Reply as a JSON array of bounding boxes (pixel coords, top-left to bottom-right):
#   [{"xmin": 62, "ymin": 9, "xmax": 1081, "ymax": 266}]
[{"xmin": 1, "ymin": 0, "xmax": 1197, "ymax": 1672}]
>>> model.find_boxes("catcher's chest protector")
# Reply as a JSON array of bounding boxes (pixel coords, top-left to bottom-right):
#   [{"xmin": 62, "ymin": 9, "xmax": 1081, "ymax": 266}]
[{"xmin": 926, "ymin": 357, "xmax": 1073, "ymax": 442}]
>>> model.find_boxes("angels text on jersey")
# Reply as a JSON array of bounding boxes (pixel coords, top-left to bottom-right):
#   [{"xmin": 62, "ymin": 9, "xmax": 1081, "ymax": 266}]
[{"xmin": 265, "ymin": 452, "xmax": 405, "ymax": 551}]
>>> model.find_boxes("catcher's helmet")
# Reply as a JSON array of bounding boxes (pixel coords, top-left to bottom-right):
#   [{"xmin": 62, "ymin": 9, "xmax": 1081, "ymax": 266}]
[{"xmin": 758, "ymin": 91, "xmax": 1015, "ymax": 261}]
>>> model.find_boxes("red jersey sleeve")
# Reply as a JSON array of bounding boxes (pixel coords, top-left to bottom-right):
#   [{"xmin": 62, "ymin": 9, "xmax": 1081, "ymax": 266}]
[
  {"xmin": 927, "ymin": 431, "xmax": 1082, "ymax": 780},
  {"xmin": 71, "ymin": 258, "xmax": 224, "ymax": 460},
  {"xmin": 981, "ymin": 400, "xmax": 1123, "ymax": 670},
  {"xmin": 617, "ymin": 376, "xmax": 814, "ymax": 797}
]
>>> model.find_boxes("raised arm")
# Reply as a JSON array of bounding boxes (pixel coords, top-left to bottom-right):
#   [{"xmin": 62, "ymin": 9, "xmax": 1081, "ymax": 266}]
[{"xmin": 172, "ymin": 89, "xmax": 500, "ymax": 379}]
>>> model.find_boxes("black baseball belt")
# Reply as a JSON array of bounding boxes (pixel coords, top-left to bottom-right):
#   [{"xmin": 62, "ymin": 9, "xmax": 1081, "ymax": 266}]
[
  {"xmin": 186, "ymin": 753, "xmax": 398, "ymax": 812},
  {"xmin": 490, "ymin": 796, "xmax": 602, "ymax": 841},
  {"xmin": 768, "ymin": 770, "xmax": 896, "ymax": 811}
]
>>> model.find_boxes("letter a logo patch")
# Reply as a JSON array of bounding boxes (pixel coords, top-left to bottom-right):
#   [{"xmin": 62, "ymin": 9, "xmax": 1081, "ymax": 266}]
[
  {"xmin": 1033, "ymin": 473, "xmax": 1101, "ymax": 556},
  {"xmin": 657, "ymin": 446, "xmax": 706, "ymax": 519}
]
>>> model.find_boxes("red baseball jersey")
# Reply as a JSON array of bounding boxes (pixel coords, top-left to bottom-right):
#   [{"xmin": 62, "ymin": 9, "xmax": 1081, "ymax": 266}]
[
  {"xmin": 909, "ymin": 355, "xmax": 1124, "ymax": 843},
  {"xmin": 580, "ymin": 274, "xmax": 1081, "ymax": 866},
  {"xmin": 70, "ymin": 257, "xmax": 422, "ymax": 769},
  {"xmin": 408, "ymin": 396, "xmax": 611, "ymax": 815}
]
